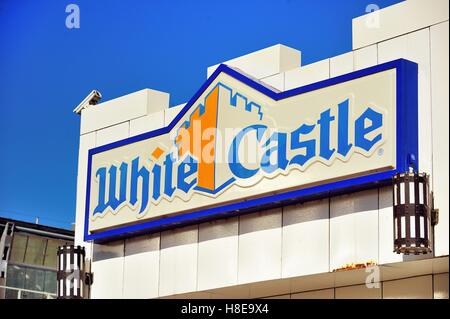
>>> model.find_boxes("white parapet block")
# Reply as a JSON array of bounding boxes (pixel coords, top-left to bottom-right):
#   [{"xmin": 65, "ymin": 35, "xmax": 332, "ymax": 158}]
[
  {"xmin": 164, "ymin": 103, "xmax": 186, "ymax": 126},
  {"xmin": 95, "ymin": 121, "xmax": 129, "ymax": 147},
  {"xmin": 80, "ymin": 88, "xmax": 169, "ymax": 134},
  {"xmin": 207, "ymin": 44, "xmax": 301, "ymax": 79},
  {"xmin": 353, "ymin": 44, "xmax": 378, "ymax": 71},
  {"xmin": 129, "ymin": 110, "xmax": 165, "ymax": 137},
  {"xmin": 284, "ymin": 59, "xmax": 330, "ymax": 90},
  {"xmin": 352, "ymin": 0, "xmax": 449, "ymax": 50},
  {"xmin": 330, "ymin": 51, "xmax": 354, "ymax": 77},
  {"xmin": 260, "ymin": 73, "xmax": 284, "ymax": 92}
]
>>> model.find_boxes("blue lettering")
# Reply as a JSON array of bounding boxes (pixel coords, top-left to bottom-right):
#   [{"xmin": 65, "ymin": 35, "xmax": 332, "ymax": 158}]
[
  {"xmin": 337, "ymin": 99, "xmax": 353, "ymax": 157},
  {"xmin": 163, "ymin": 153, "xmax": 176, "ymax": 197},
  {"xmin": 229, "ymin": 124, "xmax": 267, "ymax": 179},
  {"xmin": 130, "ymin": 157, "xmax": 149, "ymax": 214},
  {"xmin": 151, "ymin": 163, "xmax": 161, "ymax": 201},
  {"xmin": 261, "ymin": 132, "xmax": 288, "ymax": 174},
  {"xmin": 107, "ymin": 163, "xmax": 128, "ymax": 211},
  {"xmin": 317, "ymin": 109, "xmax": 335, "ymax": 160},
  {"xmin": 94, "ymin": 167, "xmax": 107, "ymax": 215},
  {"xmin": 177, "ymin": 155, "xmax": 198, "ymax": 193},
  {"xmin": 92, "ymin": 97, "xmax": 386, "ymax": 219},
  {"xmin": 355, "ymin": 107, "xmax": 383, "ymax": 151},
  {"xmin": 290, "ymin": 124, "xmax": 316, "ymax": 166}
]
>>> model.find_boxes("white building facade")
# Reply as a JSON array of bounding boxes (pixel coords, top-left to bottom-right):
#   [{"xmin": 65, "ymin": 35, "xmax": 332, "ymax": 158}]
[{"xmin": 74, "ymin": 0, "xmax": 449, "ymax": 299}]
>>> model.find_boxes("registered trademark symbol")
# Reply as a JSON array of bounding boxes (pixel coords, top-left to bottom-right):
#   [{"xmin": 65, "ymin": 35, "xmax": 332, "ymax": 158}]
[{"xmin": 378, "ymin": 148, "xmax": 384, "ymax": 156}]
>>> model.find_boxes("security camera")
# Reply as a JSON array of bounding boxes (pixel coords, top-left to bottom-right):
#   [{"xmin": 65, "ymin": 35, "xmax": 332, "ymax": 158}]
[{"xmin": 73, "ymin": 90, "xmax": 102, "ymax": 114}]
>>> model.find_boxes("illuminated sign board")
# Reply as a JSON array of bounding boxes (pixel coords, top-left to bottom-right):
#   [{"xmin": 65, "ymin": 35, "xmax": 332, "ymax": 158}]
[{"xmin": 84, "ymin": 59, "xmax": 418, "ymax": 241}]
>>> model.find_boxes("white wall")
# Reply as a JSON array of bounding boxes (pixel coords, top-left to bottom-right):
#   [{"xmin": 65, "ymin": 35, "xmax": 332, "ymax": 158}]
[
  {"xmin": 75, "ymin": 0, "xmax": 449, "ymax": 298},
  {"xmin": 85, "ymin": 186, "xmax": 444, "ymax": 298},
  {"xmin": 430, "ymin": 21, "xmax": 449, "ymax": 256},
  {"xmin": 197, "ymin": 217, "xmax": 239, "ymax": 291},
  {"xmin": 352, "ymin": 0, "xmax": 449, "ymax": 50}
]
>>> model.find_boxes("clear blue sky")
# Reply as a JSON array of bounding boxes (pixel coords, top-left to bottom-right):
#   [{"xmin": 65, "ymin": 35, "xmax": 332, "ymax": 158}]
[{"xmin": 0, "ymin": 0, "xmax": 402, "ymax": 229}]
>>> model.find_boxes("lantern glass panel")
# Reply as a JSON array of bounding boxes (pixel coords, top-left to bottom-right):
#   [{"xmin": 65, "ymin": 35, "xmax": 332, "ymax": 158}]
[
  {"xmin": 420, "ymin": 216, "xmax": 425, "ymax": 238},
  {"xmin": 394, "ymin": 184, "xmax": 397, "ymax": 205},
  {"xmin": 410, "ymin": 216, "xmax": 415, "ymax": 238},
  {"xmin": 394, "ymin": 217, "xmax": 398, "ymax": 239},
  {"xmin": 409, "ymin": 182, "xmax": 415, "ymax": 203},
  {"xmin": 400, "ymin": 182, "xmax": 405, "ymax": 204},
  {"xmin": 401, "ymin": 216, "xmax": 405, "ymax": 238}
]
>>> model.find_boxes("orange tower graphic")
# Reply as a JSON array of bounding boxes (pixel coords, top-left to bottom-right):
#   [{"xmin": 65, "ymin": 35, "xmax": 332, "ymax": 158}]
[{"xmin": 175, "ymin": 83, "xmax": 263, "ymax": 193}]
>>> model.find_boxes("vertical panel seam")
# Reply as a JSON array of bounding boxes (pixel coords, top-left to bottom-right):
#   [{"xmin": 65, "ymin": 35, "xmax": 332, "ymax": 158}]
[
  {"xmin": 157, "ymin": 232, "xmax": 162, "ymax": 298},
  {"xmin": 121, "ymin": 241, "xmax": 125, "ymax": 298},
  {"xmin": 237, "ymin": 215, "xmax": 241, "ymax": 288},
  {"xmin": 280, "ymin": 207, "xmax": 284, "ymax": 280},
  {"xmin": 429, "ymin": 274, "xmax": 434, "ymax": 299},
  {"xmin": 378, "ymin": 188, "xmax": 380, "ymax": 263},
  {"xmin": 428, "ymin": 26, "xmax": 435, "ymax": 191},
  {"xmin": 195, "ymin": 224, "xmax": 199, "ymax": 293},
  {"xmin": 328, "ymin": 197, "xmax": 331, "ymax": 273}
]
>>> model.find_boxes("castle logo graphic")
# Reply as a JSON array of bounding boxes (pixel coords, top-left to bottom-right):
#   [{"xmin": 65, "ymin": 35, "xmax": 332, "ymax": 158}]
[{"xmin": 84, "ymin": 59, "xmax": 418, "ymax": 241}]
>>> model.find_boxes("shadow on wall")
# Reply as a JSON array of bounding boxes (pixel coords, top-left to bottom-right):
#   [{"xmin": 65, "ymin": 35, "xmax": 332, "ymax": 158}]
[
  {"xmin": 377, "ymin": 186, "xmax": 434, "ymax": 263},
  {"xmin": 91, "ymin": 187, "xmax": 433, "ymax": 264}
]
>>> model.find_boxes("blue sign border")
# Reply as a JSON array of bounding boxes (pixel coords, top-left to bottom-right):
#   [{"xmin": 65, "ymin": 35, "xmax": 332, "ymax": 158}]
[{"xmin": 84, "ymin": 58, "xmax": 418, "ymax": 242}]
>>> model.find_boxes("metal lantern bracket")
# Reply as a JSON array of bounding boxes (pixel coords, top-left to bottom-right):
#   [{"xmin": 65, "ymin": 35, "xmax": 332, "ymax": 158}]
[
  {"xmin": 84, "ymin": 272, "xmax": 94, "ymax": 286},
  {"xmin": 431, "ymin": 191, "xmax": 439, "ymax": 226},
  {"xmin": 393, "ymin": 172, "xmax": 438, "ymax": 255},
  {"xmin": 57, "ymin": 245, "xmax": 93, "ymax": 299}
]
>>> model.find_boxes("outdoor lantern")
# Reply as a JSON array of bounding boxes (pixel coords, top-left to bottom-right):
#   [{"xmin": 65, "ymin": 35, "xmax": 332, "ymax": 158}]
[
  {"xmin": 392, "ymin": 172, "xmax": 439, "ymax": 255},
  {"xmin": 57, "ymin": 245, "xmax": 93, "ymax": 299}
]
